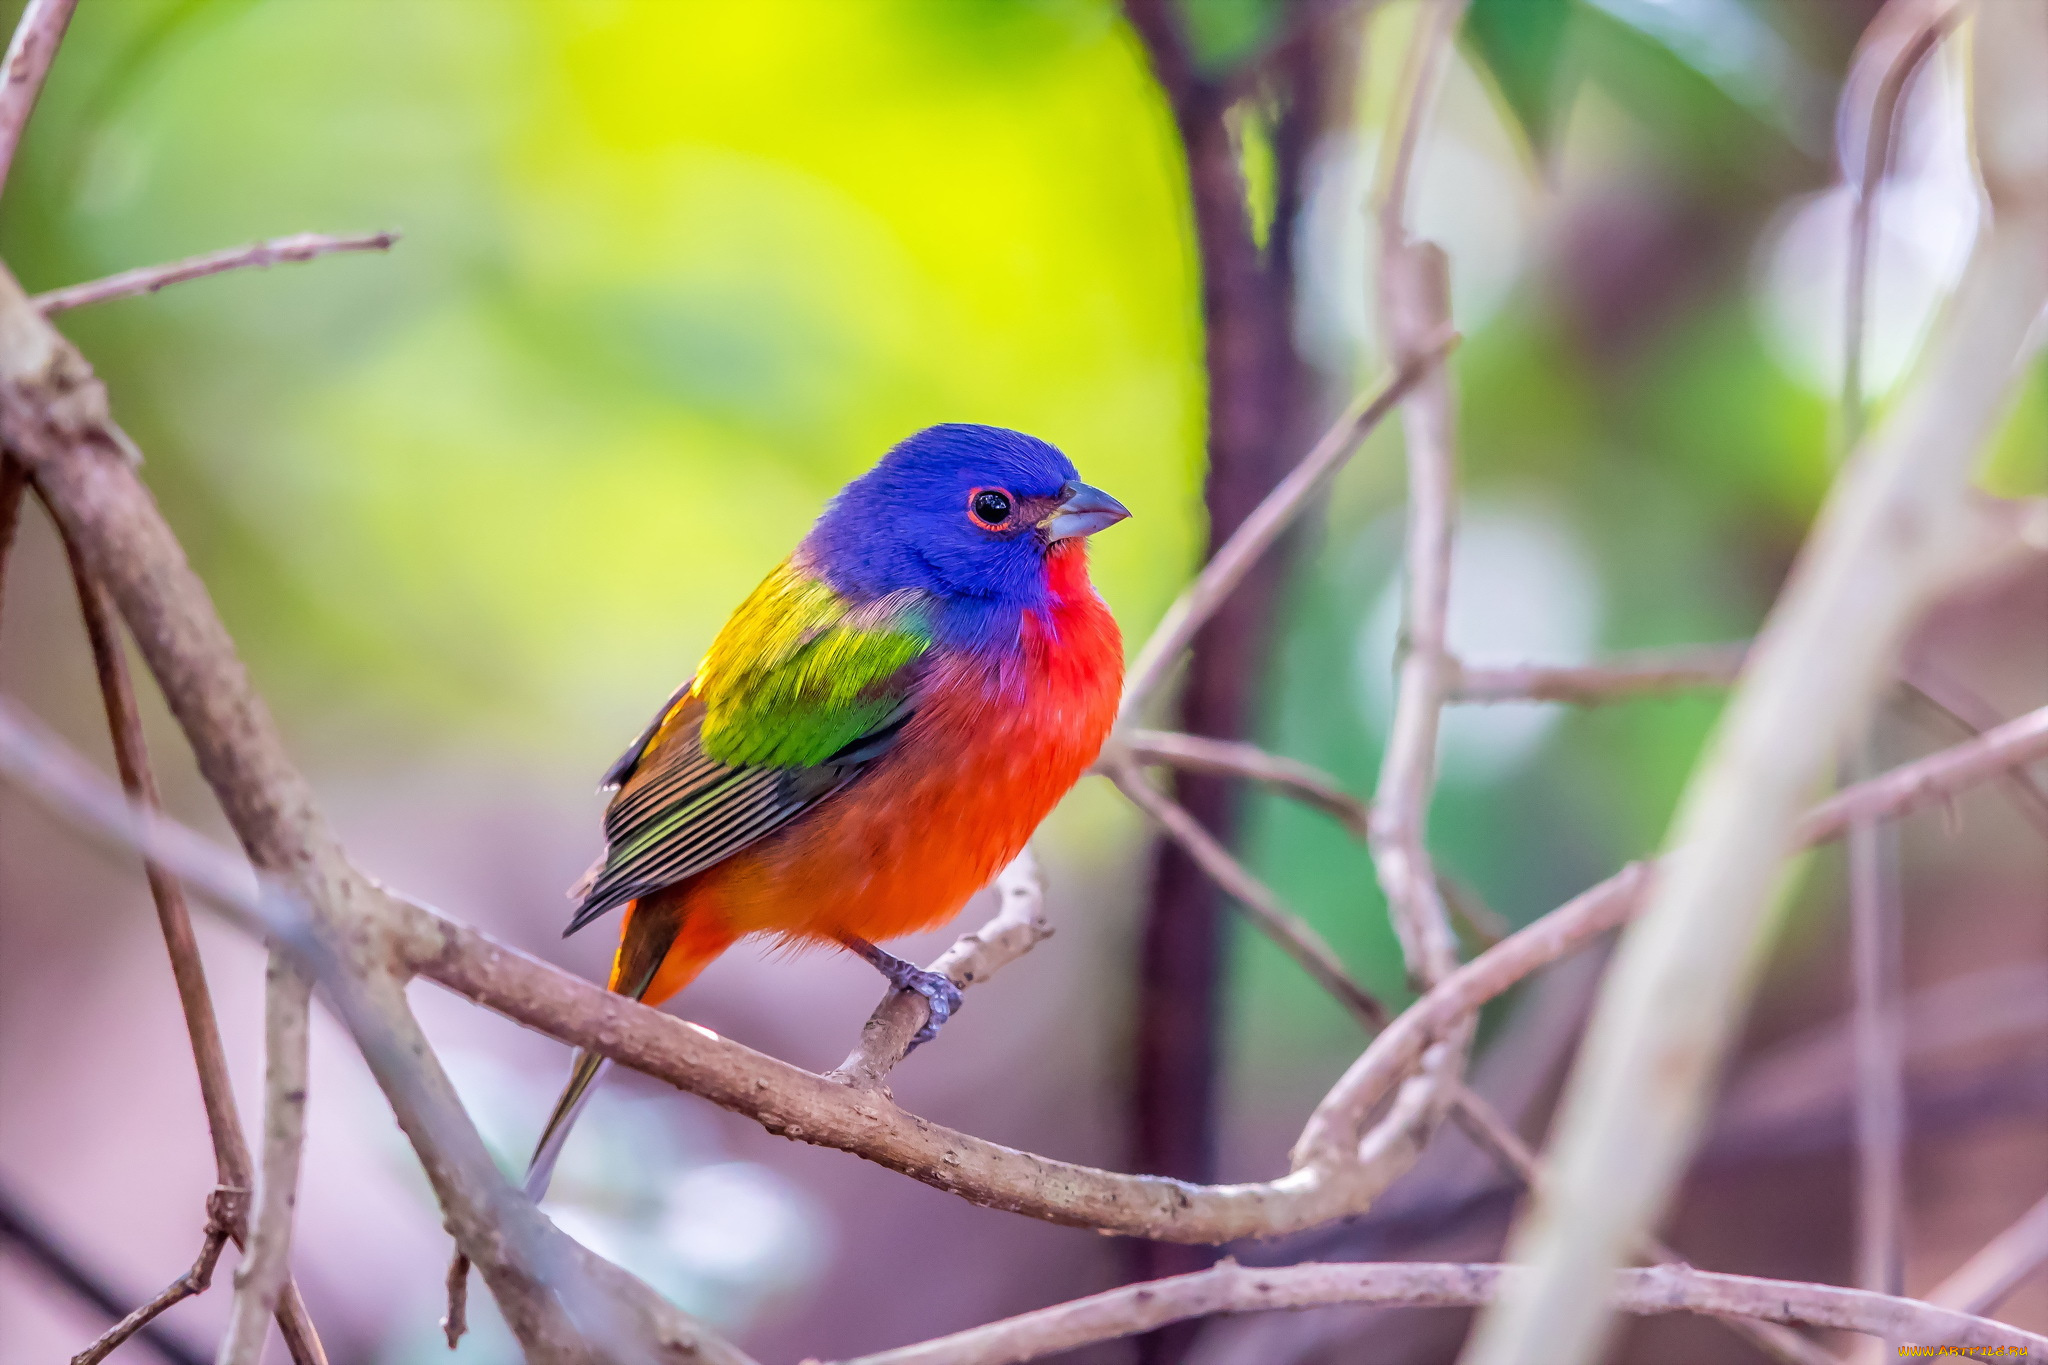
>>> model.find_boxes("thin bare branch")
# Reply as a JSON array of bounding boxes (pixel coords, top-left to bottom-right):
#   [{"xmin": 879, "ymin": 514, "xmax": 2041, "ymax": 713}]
[
  {"xmin": 830, "ymin": 849, "xmax": 1052, "ymax": 1088},
  {"xmin": 216, "ymin": 954, "xmax": 311, "ymax": 1365},
  {"xmin": 69, "ymin": 1187, "xmax": 239, "ymax": 1365},
  {"xmin": 1451, "ymin": 643, "xmax": 1750, "ymax": 705},
  {"xmin": 1107, "ymin": 757, "xmax": 1388, "ymax": 1030},
  {"xmin": 62, "ymin": 533, "xmax": 251, "ymax": 1183},
  {"xmin": 1117, "ymin": 331, "xmax": 1457, "ymax": 723},
  {"xmin": 1925, "ymin": 1190, "xmax": 2048, "ymax": 1317},
  {"xmin": 32, "ymin": 231, "xmax": 399, "ymax": 315},
  {"xmin": 821, "ymin": 1261, "xmax": 2042, "ymax": 1365},
  {"xmin": 1466, "ymin": 10, "xmax": 2048, "ymax": 1359},
  {"xmin": 60, "ymin": 519, "xmax": 327, "ymax": 1365},
  {"xmin": 1116, "ymin": 730, "xmax": 1369, "ymax": 835},
  {"xmin": 1370, "ymin": 237, "xmax": 1460, "ymax": 989},
  {"xmin": 1369, "ymin": 0, "xmax": 1467, "ymax": 993},
  {"xmin": 0, "ymin": 0, "xmax": 75, "ymax": 197}
]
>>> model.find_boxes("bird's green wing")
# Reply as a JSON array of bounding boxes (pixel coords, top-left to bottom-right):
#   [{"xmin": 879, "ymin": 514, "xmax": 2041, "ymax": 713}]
[{"xmin": 566, "ymin": 561, "xmax": 931, "ymax": 934}]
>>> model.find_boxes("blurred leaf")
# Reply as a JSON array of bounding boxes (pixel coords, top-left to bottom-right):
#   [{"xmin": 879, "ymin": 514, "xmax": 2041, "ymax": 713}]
[
  {"xmin": 1176, "ymin": 0, "xmax": 1287, "ymax": 75},
  {"xmin": 1579, "ymin": 0, "xmax": 1824, "ymax": 157},
  {"xmin": 1462, "ymin": 0, "xmax": 1576, "ymax": 156}
]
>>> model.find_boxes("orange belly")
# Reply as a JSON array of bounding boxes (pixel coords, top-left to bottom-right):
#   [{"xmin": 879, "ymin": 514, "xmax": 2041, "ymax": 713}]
[{"xmin": 623, "ymin": 563, "xmax": 1120, "ymax": 1007}]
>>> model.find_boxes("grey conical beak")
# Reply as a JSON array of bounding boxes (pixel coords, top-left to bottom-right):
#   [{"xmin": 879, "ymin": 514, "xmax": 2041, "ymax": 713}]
[{"xmin": 1044, "ymin": 480, "xmax": 1131, "ymax": 541}]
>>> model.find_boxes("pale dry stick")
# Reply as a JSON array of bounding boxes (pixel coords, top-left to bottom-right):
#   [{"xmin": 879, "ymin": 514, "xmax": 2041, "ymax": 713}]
[
  {"xmin": 1116, "ymin": 729, "xmax": 1369, "ymax": 835},
  {"xmin": 1451, "ymin": 643, "xmax": 1750, "ymax": 704},
  {"xmin": 0, "ymin": 0, "xmax": 75, "ymax": 195},
  {"xmin": 821, "ymin": 1261, "xmax": 2044, "ymax": 1365},
  {"xmin": 1444, "ymin": 1089, "xmax": 1840, "ymax": 1365},
  {"xmin": 1369, "ymin": 0, "xmax": 1468, "ymax": 993},
  {"xmin": 1106, "ymin": 757, "xmax": 1389, "ymax": 1029},
  {"xmin": 9, "ymin": 687, "xmax": 2048, "ymax": 1254},
  {"xmin": 31, "ymin": 231, "xmax": 400, "ymax": 315},
  {"xmin": 59, "ymin": 530, "xmax": 327, "ymax": 1365},
  {"xmin": 0, "ymin": 275, "xmax": 746, "ymax": 1361},
  {"xmin": 1463, "ymin": 11, "xmax": 2048, "ymax": 1361},
  {"xmin": 1923, "ymin": 1190, "xmax": 2048, "ymax": 1317},
  {"xmin": 216, "ymin": 955, "xmax": 312, "ymax": 1365},
  {"xmin": 1117, "ymin": 330, "xmax": 1457, "ymax": 722},
  {"xmin": 1370, "ymin": 236, "xmax": 1462, "ymax": 989},
  {"xmin": 1839, "ymin": 7, "xmax": 1956, "ymax": 1318},
  {"xmin": 831, "ymin": 849, "xmax": 1051, "ymax": 1088},
  {"xmin": 70, "ymin": 1187, "xmax": 241, "ymax": 1365}
]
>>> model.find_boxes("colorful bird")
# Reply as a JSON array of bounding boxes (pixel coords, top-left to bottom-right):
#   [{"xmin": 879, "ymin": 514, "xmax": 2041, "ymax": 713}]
[{"xmin": 524, "ymin": 424, "xmax": 1128, "ymax": 1197}]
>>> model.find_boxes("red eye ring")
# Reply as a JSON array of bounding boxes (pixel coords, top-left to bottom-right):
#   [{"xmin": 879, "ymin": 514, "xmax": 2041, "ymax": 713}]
[{"xmin": 968, "ymin": 487, "xmax": 1015, "ymax": 528}]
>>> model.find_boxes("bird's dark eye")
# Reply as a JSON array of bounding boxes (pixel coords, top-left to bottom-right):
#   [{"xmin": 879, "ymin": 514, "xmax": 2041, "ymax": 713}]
[{"xmin": 969, "ymin": 488, "xmax": 1014, "ymax": 528}]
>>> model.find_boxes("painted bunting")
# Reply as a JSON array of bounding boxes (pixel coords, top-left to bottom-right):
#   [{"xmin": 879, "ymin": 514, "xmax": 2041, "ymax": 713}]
[{"xmin": 524, "ymin": 424, "xmax": 1128, "ymax": 1197}]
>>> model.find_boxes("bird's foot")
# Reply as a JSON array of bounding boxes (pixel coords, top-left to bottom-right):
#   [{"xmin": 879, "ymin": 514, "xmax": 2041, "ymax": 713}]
[{"xmin": 844, "ymin": 937, "xmax": 964, "ymax": 1051}]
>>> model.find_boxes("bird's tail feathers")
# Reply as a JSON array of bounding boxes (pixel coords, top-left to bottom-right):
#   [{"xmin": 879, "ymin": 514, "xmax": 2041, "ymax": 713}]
[
  {"xmin": 523, "ymin": 892, "xmax": 729, "ymax": 1203},
  {"xmin": 523, "ymin": 1048, "xmax": 610, "ymax": 1203}
]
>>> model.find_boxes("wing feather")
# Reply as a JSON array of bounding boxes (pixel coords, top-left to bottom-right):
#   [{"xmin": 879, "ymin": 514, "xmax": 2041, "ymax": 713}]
[{"xmin": 564, "ymin": 562, "xmax": 931, "ymax": 936}]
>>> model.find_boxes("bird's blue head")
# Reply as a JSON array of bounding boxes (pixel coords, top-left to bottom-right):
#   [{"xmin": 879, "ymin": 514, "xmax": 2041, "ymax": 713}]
[{"xmin": 802, "ymin": 424, "xmax": 1128, "ymax": 641}]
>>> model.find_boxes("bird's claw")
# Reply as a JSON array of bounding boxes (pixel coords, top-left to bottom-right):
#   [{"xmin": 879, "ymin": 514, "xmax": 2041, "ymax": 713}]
[
  {"xmin": 846, "ymin": 936, "xmax": 965, "ymax": 1052},
  {"xmin": 899, "ymin": 968, "xmax": 963, "ymax": 1051}
]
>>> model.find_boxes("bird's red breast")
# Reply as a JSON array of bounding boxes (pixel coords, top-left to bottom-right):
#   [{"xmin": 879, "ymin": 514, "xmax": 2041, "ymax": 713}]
[{"xmin": 629, "ymin": 540, "xmax": 1120, "ymax": 1004}]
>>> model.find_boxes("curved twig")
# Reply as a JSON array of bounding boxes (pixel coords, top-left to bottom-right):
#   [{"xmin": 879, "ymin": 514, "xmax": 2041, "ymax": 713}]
[
  {"xmin": 822, "ymin": 1261, "xmax": 2042, "ymax": 1365},
  {"xmin": 1106, "ymin": 757, "xmax": 1388, "ymax": 1030},
  {"xmin": 1116, "ymin": 730, "xmax": 1369, "ymax": 834}
]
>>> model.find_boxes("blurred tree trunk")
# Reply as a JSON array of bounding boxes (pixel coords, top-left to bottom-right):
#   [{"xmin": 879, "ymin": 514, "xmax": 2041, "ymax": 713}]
[{"xmin": 1121, "ymin": 4, "xmax": 1353, "ymax": 1355}]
